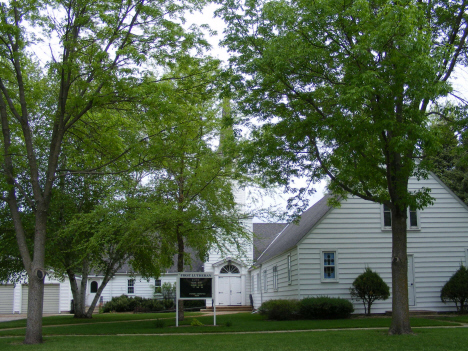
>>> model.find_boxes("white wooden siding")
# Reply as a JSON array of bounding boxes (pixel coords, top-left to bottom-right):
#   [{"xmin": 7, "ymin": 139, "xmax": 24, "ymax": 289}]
[
  {"xmin": 294, "ymin": 174, "xmax": 468, "ymax": 314},
  {"xmin": 252, "ymin": 174, "xmax": 468, "ymax": 314},
  {"xmin": 249, "ymin": 249, "xmax": 299, "ymax": 309}
]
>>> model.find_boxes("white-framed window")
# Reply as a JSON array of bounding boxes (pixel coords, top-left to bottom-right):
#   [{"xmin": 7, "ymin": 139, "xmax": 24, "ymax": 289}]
[
  {"xmin": 287, "ymin": 254, "xmax": 292, "ymax": 284},
  {"xmin": 409, "ymin": 206, "xmax": 418, "ymax": 228},
  {"xmin": 321, "ymin": 250, "xmax": 338, "ymax": 282},
  {"xmin": 154, "ymin": 279, "xmax": 161, "ymax": 293},
  {"xmin": 381, "ymin": 205, "xmax": 420, "ymax": 230},
  {"xmin": 263, "ymin": 269, "xmax": 267, "ymax": 292},
  {"xmin": 383, "ymin": 204, "xmax": 392, "ymax": 228},
  {"xmin": 128, "ymin": 279, "xmax": 135, "ymax": 294},
  {"xmin": 273, "ymin": 266, "xmax": 278, "ymax": 291},
  {"xmin": 257, "ymin": 273, "xmax": 261, "ymax": 292}
]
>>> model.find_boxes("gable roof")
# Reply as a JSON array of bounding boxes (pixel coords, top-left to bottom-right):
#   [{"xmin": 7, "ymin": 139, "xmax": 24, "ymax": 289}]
[
  {"xmin": 253, "ymin": 223, "xmax": 288, "ymax": 261},
  {"xmin": 255, "ymin": 195, "xmax": 333, "ymax": 265}
]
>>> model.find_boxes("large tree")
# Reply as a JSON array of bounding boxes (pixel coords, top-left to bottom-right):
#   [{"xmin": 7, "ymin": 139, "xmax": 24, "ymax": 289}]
[
  {"xmin": 139, "ymin": 65, "xmax": 250, "ymax": 321},
  {"xmin": 217, "ymin": 0, "xmax": 468, "ymax": 334},
  {"xmin": 0, "ymin": 0, "xmax": 208, "ymax": 343}
]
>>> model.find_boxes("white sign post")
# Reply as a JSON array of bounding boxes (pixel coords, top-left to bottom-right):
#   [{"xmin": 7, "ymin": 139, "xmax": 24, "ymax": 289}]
[{"xmin": 176, "ymin": 272, "xmax": 215, "ymax": 327}]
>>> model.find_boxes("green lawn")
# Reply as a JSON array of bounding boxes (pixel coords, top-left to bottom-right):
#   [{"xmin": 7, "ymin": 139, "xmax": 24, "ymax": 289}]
[
  {"xmin": 1, "ymin": 329, "xmax": 468, "ymax": 351},
  {"xmin": 0, "ymin": 312, "xmax": 465, "ymax": 350}
]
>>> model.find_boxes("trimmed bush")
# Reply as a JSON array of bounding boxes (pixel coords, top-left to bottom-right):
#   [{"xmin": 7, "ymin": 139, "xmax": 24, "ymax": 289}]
[
  {"xmin": 258, "ymin": 299, "xmax": 300, "ymax": 320},
  {"xmin": 349, "ymin": 267, "xmax": 390, "ymax": 315},
  {"xmin": 299, "ymin": 296, "xmax": 354, "ymax": 319},
  {"xmin": 441, "ymin": 265, "xmax": 468, "ymax": 313},
  {"xmin": 102, "ymin": 295, "xmax": 165, "ymax": 313}
]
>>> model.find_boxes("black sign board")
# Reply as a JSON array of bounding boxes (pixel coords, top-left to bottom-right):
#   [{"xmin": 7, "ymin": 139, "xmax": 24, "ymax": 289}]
[{"xmin": 178, "ymin": 273, "xmax": 213, "ymax": 299}]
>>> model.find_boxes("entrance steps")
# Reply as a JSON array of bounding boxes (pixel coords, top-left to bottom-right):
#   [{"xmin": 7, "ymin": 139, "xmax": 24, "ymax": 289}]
[{"xmin": 200, "ymin": 305, "xmax": 252, "ymax": 313}]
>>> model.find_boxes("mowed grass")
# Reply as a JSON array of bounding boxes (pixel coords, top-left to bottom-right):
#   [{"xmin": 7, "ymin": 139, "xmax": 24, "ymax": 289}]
[
  {"xmin": 1, "ymin": 328, "xmax": 468, "ymax": 351},
  {"xmin": 0, "ymin": 312, "xmax": 199, "ymax": 329},
  {"xmin": 0, "ymin": 312, "xmax": 460, "ymax": 337}
]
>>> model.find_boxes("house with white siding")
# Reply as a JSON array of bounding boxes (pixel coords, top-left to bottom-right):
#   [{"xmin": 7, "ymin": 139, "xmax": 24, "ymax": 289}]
[
  {"xmin": 249, "ymin": 172, "xmax": 468, "ymax": 313},
  {"xmin": 2, "ymin": 172, "xmax": 467, "ymax": 315}
]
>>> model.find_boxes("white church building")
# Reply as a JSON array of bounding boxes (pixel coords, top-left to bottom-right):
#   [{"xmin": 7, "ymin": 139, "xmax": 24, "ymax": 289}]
[{"xmin": 2, "ymin": 172, "xmax": 468, "ymax": 314}]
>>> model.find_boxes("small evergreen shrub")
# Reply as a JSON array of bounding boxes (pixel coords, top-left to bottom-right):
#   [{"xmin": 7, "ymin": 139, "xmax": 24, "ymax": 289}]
[
  {"xmin": 258, "ymin": 299, "xmax": 300, "ymax": 320},
  {"xmin": 441, "ymin": 265, "xmax": 468, "ymax": 313},
  {"xmin": 349, "ymin": 267, "xmax": 390, "ymax": 315},
  {"xmin": 299, "ymin": 296, "xmax": 354, "ymax": 319}
]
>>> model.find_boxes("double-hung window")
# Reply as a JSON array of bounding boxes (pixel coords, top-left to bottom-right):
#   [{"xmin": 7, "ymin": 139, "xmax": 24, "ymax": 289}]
[
  {"xmin": 257, "ymin": 273, "xmax": 261, "ymax": 292},
  {"xmin": 321, "ymin": 250, "xmax": 338, "ymax": 282},
  {"xmin": 382, "ymin": 204, "xmax": 420, "ymax": 230},
  {"xmin": 154, "ymin": 279, "xmax": 161, "ymax": 293},
  {"xmin": 287, "ymin": 254, "xmax": 292, "ymax": 284},
  {"xmin": 273, "ymin": 266, "xmax": 278, "ymax": 291},
  {"xmin": 263, "ymin": 269, "xmax": 267, "ymax": 292},
  {"xmin": 128, "ymin": 279, "xmax": 135, "ymax": 294}
]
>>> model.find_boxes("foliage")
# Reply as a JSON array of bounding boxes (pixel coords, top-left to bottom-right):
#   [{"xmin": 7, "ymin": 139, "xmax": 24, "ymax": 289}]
[
  {"xmin": 258, "ymin": 299, "xmax": 300, "ymax": 321},
  {"xmin": 190, "ymin": 318, "xmax": 204, "ymax": 326},
  {"xmin": 430, "ymin": 119, "xmax": 468, "ymax": 205},
  {"xmin": 258, "ymin": 297, "xmax": 353, "ymax": 320},
  {"xmin": 162, "ymin": 283, "xmax": 176, "ymax": 301},
  {"xmin": 299, "ymin": 297, "xmax": 354, "ymax": 320},
  {"xmin": 0, "ymin": 0, "xmax": 211, "ymax": 343},
  {"xmin": 350, "ymin": 267, "xmax": 390, "ymax": 315},
  {"xmin": 441, "ymin": 265, "xmax": 468, "ymax": 313},
  {"xmin": 102, "ymin": 295, "xmax": 165, "ymax": 313},
  {"xmin": 217, "ymin": 0, "xmax": 468, "ymax": 334}
]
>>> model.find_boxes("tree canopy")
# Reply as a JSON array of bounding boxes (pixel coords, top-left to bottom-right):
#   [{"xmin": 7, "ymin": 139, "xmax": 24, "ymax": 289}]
[
  {"xmin": 0, "ymin": 0, "xmax": 212, "ymax": 343},
  {"xmin": 217, "ymin": 0, "xmax": 468, "ymax": 334}
]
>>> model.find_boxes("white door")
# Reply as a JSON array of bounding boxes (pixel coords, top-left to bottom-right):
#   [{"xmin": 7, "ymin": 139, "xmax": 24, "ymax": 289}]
[
  {"xmin": 218, "ymin": 276, "xmax": 242, "ymax": 305},
  {"xmin": 0, "ymin": 285, "xmax": 14, "ymax": 313},
  {"xmin": 407, "ymin": 255, "xmax": 415, "ymax": 306},
  {"xmin": 230, "ymin": 276, "xmax": 242, "ymax": 305},
  {"xmin": 218, "ymin": 276, "xmax": 231, "ymax": 305}
]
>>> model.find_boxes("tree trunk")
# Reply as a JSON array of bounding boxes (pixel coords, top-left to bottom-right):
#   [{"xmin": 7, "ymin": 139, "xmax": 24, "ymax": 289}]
[
  {"xmin": 85, "ymin": 269, "xmax": 115, "ymax": 318},
  {"xmin": 24, "ymin": 274, "xmax": 44, "ymax": 344},
  {"xmin": 65, "ymin": 256, "xmax": 91, "ymax": 318},
  {"xmin": 177, "ymin": 226, "xmax": 184, "ymax": 321},
  {"xmin": 388, "ymin": 208, "xmax": 412, "ymax": 335},
  {"xmin": 24, "ymin": 211, "xmax": 48, "ymax": 344}
]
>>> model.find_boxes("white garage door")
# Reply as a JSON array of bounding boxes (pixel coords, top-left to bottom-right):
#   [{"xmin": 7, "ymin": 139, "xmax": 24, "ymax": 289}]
[
  {"xmin": 0, "ymin": 285, "xmax": 14, "ymax": 313},
  {"xmin": 22, "ymin": 284, "xmax": 60, "ymax": 314}
]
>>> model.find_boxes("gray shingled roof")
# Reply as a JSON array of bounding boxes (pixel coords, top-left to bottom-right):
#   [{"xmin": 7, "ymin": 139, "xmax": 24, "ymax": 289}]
[
  {"xmin": 255, "ymin": 195, "xmax": 333, "ymax": 265},
  {"xmin": 253, "ymin": 223, "xmax": 287, "ymax": 261}
]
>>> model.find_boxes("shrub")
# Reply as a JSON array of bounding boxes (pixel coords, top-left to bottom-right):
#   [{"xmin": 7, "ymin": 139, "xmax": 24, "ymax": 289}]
[
  {"xmin": 190, "ymin": 318, "xmax": 204, "ymax": 326},
  {"xmin": 299, "ymin": 296, "xmax": 354, "ymax": 319},
  {"xmin": 349, "ymin": 267, "xmax": 390, "ymax": 315},
  {"xmin": 258, "ymin": 299, "xmax": 300, "ymax": 320},
  {"xmin": 441, "ymin": 265, "xmax": 468, "ymax": 313},
  {"xmin": 183, "ymin": 300, "xmax": 206, "ymax": 309},
  {"xmin": 102, "ymin": 295, "xmax": 165, "ymax": 313}
]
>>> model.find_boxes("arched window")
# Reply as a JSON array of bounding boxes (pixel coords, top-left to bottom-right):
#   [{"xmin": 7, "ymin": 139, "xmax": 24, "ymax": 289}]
[
  {"xmin": 90, "ymin": 281, "xmax": 98, "ymax": 293},
  {"xmin": 220, "ymin": 264, "xmax": 240, "ymax": 274}
]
